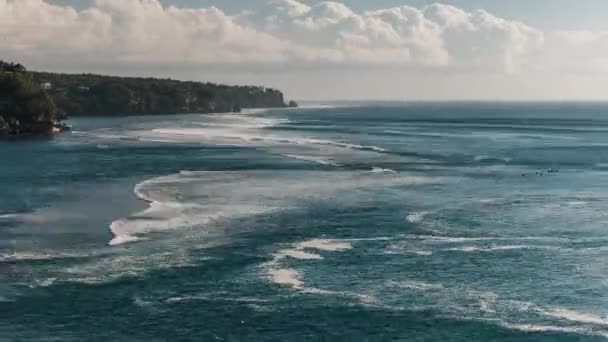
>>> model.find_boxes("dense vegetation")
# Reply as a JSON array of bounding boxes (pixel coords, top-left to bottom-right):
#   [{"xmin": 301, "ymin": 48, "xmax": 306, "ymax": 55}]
[
  {"xmin": 0, "ymin": 60, "xmax": 296, "ymax": 136},
  {"xmin": 0, "ymin": 62, "xmax": 57, "ymax": 136},
  {"xmin": 32, "ymin": 71, "xmax": 294, "ymax": 117}
]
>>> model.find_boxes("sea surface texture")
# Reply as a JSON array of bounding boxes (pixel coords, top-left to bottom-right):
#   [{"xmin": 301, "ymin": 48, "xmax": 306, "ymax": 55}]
[{"xmin": 1, "ymin": 103, "xmax": 608, "ymax": 341}]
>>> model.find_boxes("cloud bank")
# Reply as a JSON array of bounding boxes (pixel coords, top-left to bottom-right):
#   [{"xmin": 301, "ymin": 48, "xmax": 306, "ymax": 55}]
[
  {"xmin": 1, "ymin": 0, "xmax": 605, "ymax": 100},
  {"xmin": 1, "ymin": 0, "xmax": 548, "ymax": 71}
]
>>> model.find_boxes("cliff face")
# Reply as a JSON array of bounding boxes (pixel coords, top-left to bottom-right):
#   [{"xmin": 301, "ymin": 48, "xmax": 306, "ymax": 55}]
[
  {"xmin": 32, "ymin": 72, "xmax": 291, "ymax": 117},
  {"xmin": 0, "ymin": 62, "xmax": 57, "ymax": 136}
]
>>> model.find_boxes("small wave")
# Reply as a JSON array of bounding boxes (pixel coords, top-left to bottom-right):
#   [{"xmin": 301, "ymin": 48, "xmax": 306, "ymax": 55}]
[
  {"xmin": 295, "ymin": 239, "xmax": 353, "ymax": 252},
  {"xmin": 293, "ymin": 104, "xmax": 344, "ymax": 109},
  {"xmin": 276, "ymin": 249, "xmax": 323, "ymax": 260},
  {"xmin": 240, "ymin": 108, "xmax": 271, "ymax": 115},
  {"xmin": 263, "ymin": 264, "xmax": 304, "ymax": 288},
  {"xmin": 301, "ymin": 287, "xmax": 377, "ymax": 305},
  {"xmin": 0, "ymin": 213, "xmax": 17, "ymax": 219},
  {"xmin": 567, "ymin": 201, "xmax": 587, "ymax": 206},
  {"xmin": 501, "ymin": 322, "xmax": 608, "ymax": 338},
  {"xmin": 399, "ymin": 234, "xmax": 568, "ymax": 244},
  {"xmin": 387, "ymin": 280, "xmax": 444, "ymax": 291},
  {"xmin": 150, "ymin": 128, "xmax": 386, "ymax": 153},
  {"xmin": 503, "ymin": 323, "xmax": 592, "ymax": 335},
  {"xmin": 446, "ymin": 245, "xmax": 534, "ymax": 253},
  {"xmin": 371, "ymin": 167, "xmax": 396, "ymax": 173},
  {"xmin": 384, "ymin": 245, "xmax": 433, "ymax": 256},
  {"xmin": 406, "ymin": 211, "xmax": 428, "ymax": 224},
  {"xmin": 474, "ymin": 155, "xmax": 512, "ymax": 163},
  {"xmin": 261, "ymin": 238, "xmax": 353, "ymax": 289},
  {"xmin": 541, "ymin": 308, "xmax": 608, "ymax": 326},
  {"xmin": 0, "ymin": 252, "xmax": 78, "ymax": 263},
  {"xmin": 274, "ymin": 239, "xmax": 353, "ymax": 262},
  {"xmin": 399, "ymin": 235, "xmax": 495, "ymax": 243},
  {"xmin": 283, "ymin": 154, "xmax": 340, "ymax": 166},
  {"xmin": 163, "ymin": 294, "xmax": 271, "ymax": 305}
]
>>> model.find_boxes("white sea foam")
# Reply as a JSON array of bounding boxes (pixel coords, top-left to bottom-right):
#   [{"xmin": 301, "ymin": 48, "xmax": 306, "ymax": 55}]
[
  {"xmin": 399, "ymin": 234, "xmax": 569, "ymax": 244},
  {"xmin": 261, "ymin": 238, "xmax": 353, "ymax": 290},
  {"xmin": 283, "ymin": 154, "xmax": 340, "ymax": 166},
  {"xmin": 446, "ymin": 245, "xmax": 530, "ymax": 253},
  {"xmin": 290, "ymin": 103, "xmax": 350, "ymax": 110},
  {"xmin": 265, "ymin": 267, "xmax": 304, "ymax": 288},
  {"xmin": 110, "ymin": 172, "xmax": 277, "ymax": 245},
  {"xmin": 62, "ymin": 250, "xmax": 204, "ymax": 285},
  {"xmin": 406, "ymin": 211, "xmax": 428, "ymax": 224},
  {"xmin": 270, "ymin": 239, "xmax": 352, "ymax": 263},
  {"xmin": 163, "ymin": 294, "xmax": 271, "ymax": 304},
  {"xmin": 503, "ymin": 323, "xmax": 591, "ymax": 335},
  {"xmin": 384, "ymin": 245, "xmax": 433, "ymax": 256},
  {"xmin": 0, "ymin": 252, "xmax": 78, "ymax": 263},
  {"xmin": 371, "ymin": 167, "xmax": 396, "ymax": 173},
  {"xmin": 151, "ymin": 128, "xmax": 387, "ymax": 153},
  {"xmin": 474, "ymin": 155, "xmax": 512, "ymax": 163},
  {"xmin": 501, "ymin": 321, "xmax": 608, "ymax": 338},
  {"xmin": 541, "ymin": 308, "xmax": 608, "ymax": 326},
  {"xmin": 567, "ymin": 201, "xmax": 587, "ymax": 206},
  {"xmin": 387, "ymin": 280, "xmax": 444, "ymax": 291},
  {"xmin": 295, "ymin": 239, "xmax": 353, "ymax": 252},
  {"xmin": 301, "ymin": 287, "xmax": 377, "ymax": 304},
  {"xmin": 240, "ymin": 108, "xmax": 272, "ymax": 115},
  {"xmin": 399, "ymin": 235, "xmax": 495, "ymax": 243},
  {"xmin": 0, "ymin": 213, "xmax": 17, "ymax": 219},
  {"xmin": 445, "ymin": 245, "xmax": 563, "ymax": 253},
  {"xmin": 276, "ymin": 249, "xmax": 323, "ymax": 260},
  {"xmin": 111, "ymin": 171, "xmax": 448, "ymax": 245}
]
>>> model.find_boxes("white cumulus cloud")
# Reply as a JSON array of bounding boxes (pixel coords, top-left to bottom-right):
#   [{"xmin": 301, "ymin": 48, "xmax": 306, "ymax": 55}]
[{"xmin": 0, "ymin": 0, "xmax": 548, "ymax": 72}]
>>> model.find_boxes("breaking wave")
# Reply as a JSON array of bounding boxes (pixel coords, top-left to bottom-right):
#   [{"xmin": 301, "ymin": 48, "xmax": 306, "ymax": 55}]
[{"xmin": 109, "ymin": 171, "xmax": 450, "ymax": 245}]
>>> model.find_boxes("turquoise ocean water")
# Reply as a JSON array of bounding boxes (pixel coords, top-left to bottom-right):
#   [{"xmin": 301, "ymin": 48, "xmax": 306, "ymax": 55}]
[{"xmin": 1, "ymin": 103, "xmax": 608, "ymax": 341}]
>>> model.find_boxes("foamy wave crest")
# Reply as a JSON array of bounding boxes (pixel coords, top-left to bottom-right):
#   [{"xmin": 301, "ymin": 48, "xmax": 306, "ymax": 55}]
[
  {"xmin": 295, "ymin": 239, "xmax": 353, "ymax": 252},
  {"xmin": 386, "ymin": 280, "xmax": 444, "ymax": 291},
  {"xmin": 301, "ymin": 287, "xmax": 377, "ymax": 305},
  {"xmin": 274, "ymin": 239, "xmax": 353, "ymax": 262},
  {"xmin": 110, "ymin": 174, "xmax": 274, "ymax": 245},
  {"xmin": 283, "ymin": 154, "xmax": 340, "ymax": 166},
  {"xmin": 446, "ymin": 245, "xmax": 536, "ymax": 253},
  {"xmin": 406, "ymin": 211, "xmax": 428, "ymax": 224},
  {"xmin": 151, "ymin": 127, "xmax": 387, "ymax": 153},
  {"xmin": 371, "ymin": 167, "xmax": 396, "ymax": 173},
  {"xmin": 540, "ymin": 308, "xmax": 608, "ymax": 326},
  {"xmin": 399, "ymin": 234, "xmax": 570, "ymax": 244},
  {"xmin": 261, "ymin": 238, "xmax": 353, "ymax": 290},
  {"xmin": 111, "ymin": 171, "xmax": 449, "ymax": 245},
  {"xmin": 474, "ymin": 155, "xmax": 512, "ymax": 163},
  {"xmin": 503, "ymin": 323, "xmax": 589, "ymax": 335},
  {"xmin": 501, "ymin": 322, "xmax": 608, "ymax": 338},
  {"xmin": 0, "ymin": 252, "xmax": 80, "ymax": 263},
  {"xmin": 265, "ymin": 267, "xmax": 304, "ymax": 288},
  {"xmin": 0, "ymin": 209, "xmax": 84, "ymax": 225}
]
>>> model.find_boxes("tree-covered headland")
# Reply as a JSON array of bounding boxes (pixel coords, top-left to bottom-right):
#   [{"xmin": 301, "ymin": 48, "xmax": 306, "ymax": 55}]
[
  {"xmin": 0, "ymin": 62, "xmax": 57, "ymax": 135},
  {"xmin": 0, "ymin": 60, "xmax": 297, "ymax": 136}
]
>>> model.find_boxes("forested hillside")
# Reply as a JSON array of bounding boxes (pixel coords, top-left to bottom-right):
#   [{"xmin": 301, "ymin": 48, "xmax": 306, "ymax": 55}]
[{"xmin": 32, "ymin": 71, "xmax": 294, "ymax": 116}]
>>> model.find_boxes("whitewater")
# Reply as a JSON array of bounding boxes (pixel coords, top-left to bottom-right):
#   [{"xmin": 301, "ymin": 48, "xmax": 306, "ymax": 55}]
[{"xmin": 1, "ymin": 103, "xmax": 608, "ymax": 341}]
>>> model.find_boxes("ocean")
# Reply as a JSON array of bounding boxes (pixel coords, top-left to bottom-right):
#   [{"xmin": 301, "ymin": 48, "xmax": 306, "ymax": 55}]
[{"xmin": 1, "ymin": 103, "xmax": 608, "ymax": 341}]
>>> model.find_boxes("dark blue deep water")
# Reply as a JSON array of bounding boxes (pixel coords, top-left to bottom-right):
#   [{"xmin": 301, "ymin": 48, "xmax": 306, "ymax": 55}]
[{"xmin": 2, "ymin": 103, "xmax": 608, "ymax": 341}]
